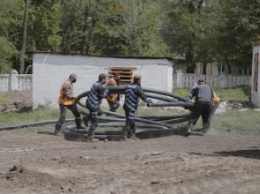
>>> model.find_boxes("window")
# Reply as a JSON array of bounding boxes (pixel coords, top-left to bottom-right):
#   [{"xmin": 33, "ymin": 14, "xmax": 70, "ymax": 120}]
[{"xmin": 108, "ymin": 67, "xmax": 136, "ymax": 85}]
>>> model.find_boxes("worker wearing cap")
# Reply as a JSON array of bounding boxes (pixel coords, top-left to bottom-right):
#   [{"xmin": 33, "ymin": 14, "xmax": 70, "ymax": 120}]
[
  {"xmin": 185, "ymin": 79, "xmax": 214, "ymax": 136},
  {"xmin": 106, "ymin": 73, "xmax": 121, "ymax": 112},
  {"xmin": 55, "ymin": 73, "xmax": 85, "ymax": 134},
  {"xmin": 85, "ymin": 73, "xmax": 109, "ymax": 142},
  {"xmin": 121, "ymin": 75, "xmax": 153, "ymax": 140}
]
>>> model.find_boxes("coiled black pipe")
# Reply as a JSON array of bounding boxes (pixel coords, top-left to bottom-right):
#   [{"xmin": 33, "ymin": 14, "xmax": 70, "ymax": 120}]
[{"xmin": 0, "ymin": 87, "xmax": 192, "ymax": 134}]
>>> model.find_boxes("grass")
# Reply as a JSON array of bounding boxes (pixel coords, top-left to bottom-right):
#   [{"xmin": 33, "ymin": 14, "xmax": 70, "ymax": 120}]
[
  {"xmin": 173, "ymin": 86, "xmax": 250, "ymax": 102},
  {"xmin": 0, "ymin": 107, "xmax": 60, "ymax": 126},
  {"xmin": 0, "ymin": 87, "xmax": 259, "ymax": 133},
  {"xmin": 211, "ymin": 110, "xmax": 260, "ymax": 132}
]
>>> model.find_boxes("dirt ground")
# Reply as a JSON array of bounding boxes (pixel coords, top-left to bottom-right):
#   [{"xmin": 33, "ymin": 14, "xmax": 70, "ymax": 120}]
[
  {"xmin": 0, "ymin": 91, "xmax": 32, "ymax": 112},
  {"xmin": 0, "ymin": 125, "xmax": 260, "ymax": 194},
  {"xmin": 0, "ymin": 91, "xmax": 260, "ymax": 194}
]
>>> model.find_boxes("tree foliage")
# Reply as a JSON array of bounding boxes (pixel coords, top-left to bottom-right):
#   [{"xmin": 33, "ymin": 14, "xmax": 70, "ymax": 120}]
[
  {"xmin": 215, "ymin": 0, "xmax": 260, "ymax": 67},
  {"xmin": 0, "ymin": 0, "xmax": 23, "ymax": 73},
  {"xmin": 162, "ymin": 0, "xmax": 260, "ymax": 71},
  {"xmin": 0, "ymin": 0, "xmax": 259, "ymax": 73}
]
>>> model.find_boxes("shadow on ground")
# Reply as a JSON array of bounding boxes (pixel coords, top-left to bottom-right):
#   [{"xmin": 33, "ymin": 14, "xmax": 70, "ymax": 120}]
[
  {"xmin": 215, "ymin": 149, "xmax": 260, "ymax": 160},
  {"xmin": 190, "ymin": 149, "xmax": 260, "ymax": 160},
  {"xmin": 62, "ymin": 128, "xmax": 181, "ymax": 142}
]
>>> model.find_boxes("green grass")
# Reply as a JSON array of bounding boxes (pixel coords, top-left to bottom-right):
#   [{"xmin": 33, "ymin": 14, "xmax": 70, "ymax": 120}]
[
  {"xmin": 210, "ymin": 110, "xmax": 260, "ymax": 132},
  {"xmin": 0, "ymin": 87, "xmax": 259, "ymax": 133},
  {"xmin": 173, "ymin": 86, "xmax": 250, "ymax": 101},
  {"xmin": 0, "ymin": 108, "xmax": 60, "ymax": 126},
  {"xmin": 0, "ymin": 95, "xmax": 6, "ymax": 105}
]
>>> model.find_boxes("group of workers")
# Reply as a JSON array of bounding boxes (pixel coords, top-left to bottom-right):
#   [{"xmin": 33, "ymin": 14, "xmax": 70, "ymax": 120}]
[
  {"xmin": 55, "ymin": 73, "xmax": 153, "ymax": 142},
  {"xmin": 54, "ymin": 73, "xmax": 220, "ymax": 142}
]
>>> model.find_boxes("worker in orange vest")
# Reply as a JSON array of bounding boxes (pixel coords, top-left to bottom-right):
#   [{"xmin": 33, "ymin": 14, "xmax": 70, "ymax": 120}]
[
  {"xmin": 55, "ymin": 73, "xmax": 85, "ymax": 134},
  {"xmin": 106, "ymin": 73, "xmax": 121, "ymax": 112}
]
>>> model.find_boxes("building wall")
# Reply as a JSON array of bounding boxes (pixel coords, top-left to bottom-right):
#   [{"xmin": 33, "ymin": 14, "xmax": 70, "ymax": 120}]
[
  {"xmin": 32, "ymin": 53, "xmax": 173, "ymax": 108},
  {"xmin": 251, "ymin": 45, "xmax": 260, "ymax": 107}
]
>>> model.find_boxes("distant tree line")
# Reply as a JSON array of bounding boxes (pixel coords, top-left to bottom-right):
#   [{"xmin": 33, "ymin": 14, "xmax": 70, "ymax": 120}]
[{"xmin": 0, "ymin": 0, "xmax": 259, "ymax": 74}]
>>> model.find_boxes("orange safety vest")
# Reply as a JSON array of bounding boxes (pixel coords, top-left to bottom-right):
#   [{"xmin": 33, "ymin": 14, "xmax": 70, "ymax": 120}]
[
  {"xmin": 106, "ymin": 78, "xmax": 118, "ymax": 103},
  {"xmin": 58, "ymin": 80, "xmax": 75, "ymax": 106},
  {"xmin": 212, "ymin": 92, "xmax": 220, "ymax": 106}
]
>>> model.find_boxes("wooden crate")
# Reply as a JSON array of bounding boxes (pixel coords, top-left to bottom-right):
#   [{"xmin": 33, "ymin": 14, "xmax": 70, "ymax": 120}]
[{"xmin": 108, "ymin": 67, "xmax": 136, "ymax": 85}]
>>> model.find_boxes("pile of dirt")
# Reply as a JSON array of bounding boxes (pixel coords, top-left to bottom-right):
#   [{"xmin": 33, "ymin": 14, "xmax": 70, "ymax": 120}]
[{"xmin": 0, "ymin": 90, "xmax": 32, "ymax": 112}]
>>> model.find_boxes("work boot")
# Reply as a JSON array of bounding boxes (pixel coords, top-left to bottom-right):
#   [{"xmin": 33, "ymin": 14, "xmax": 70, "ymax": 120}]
[
  {"xmin": 54, "ymin": 123, "xmax": 62, "ymax": 135},
  {"xmin": 85, "ymin": 128, "xmax": 99, "ymax": 142},
  {"xmin": 201, "ymin": 127, "xmax": 209, "ymax": 135},
  {"xmin": 85, "ymin": 136, "xmax": 99, "ymax": 142},
  {"xmin": 120, "ymin": 126, "xmax": 129, "ymax": 141},
  {"xmin": 120, "ymin": 132, "xmax": 127, "ymax": 141},
  {"xmin": 75, "ymin": 118, "xmax": 86, "ymax": 130},
  {"xmin": 184, "ymin": 123, "xmax": 193, "ymax": 137},
  {"xmin": 130, "ymin": 133, "xmax": 139, "ymax": 140},
  {"xmin": 201, "ymin": 123, "xmax": 210, "ymax": 135}
]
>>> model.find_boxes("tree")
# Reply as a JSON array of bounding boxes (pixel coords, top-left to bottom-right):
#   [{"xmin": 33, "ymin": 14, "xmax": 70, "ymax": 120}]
[
  {"xmin": 214, "ymin": 0, "xmax": 260, "ymax": 71},
  {"xmin": 28, "ymin": 0, "xmax": 62, "ymax": 51},
  {"xmin": 59, "ymin": 0, "xmax": 169, "ymax": 56},
  {"xmin": 19, "ymin": 0, "xmax": 30, "ymax": 74},
  {"xmin": 0, "ymin": 0, "xmax": 23, "ymax": 73},
  {"xmin": 161, "ymin": 0, "xmax": 210, "ymax": 71},
  {"xmin": 161, "ymin": 0, "xmax": 260, "ymax": 73}
]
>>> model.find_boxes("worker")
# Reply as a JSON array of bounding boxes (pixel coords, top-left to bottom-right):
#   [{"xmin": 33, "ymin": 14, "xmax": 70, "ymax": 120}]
[
  {"xmin": 55, "ymin": 73, "xmax": 86, "ymax": 134},
  {"xmin": 106, "ymin": 73, "xmax": 121, "ymax": 112},
  {"xmin": 121, "ymin": 75, "xmax": 153, "ymax": 141},
  {"xmin": 185, "ymin": 79, "xmax": 214, "ymax": 136},
  {"xmin": 85, "ymin": 73, "xmax": 109, "ymax": 142}
]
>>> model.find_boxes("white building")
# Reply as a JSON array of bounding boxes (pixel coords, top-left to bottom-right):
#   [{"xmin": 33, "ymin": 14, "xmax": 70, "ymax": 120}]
[
  {"xmin": 32, "ymin": 52, "xmax": 173, "ymax": 108},
  {"xmin": 251, "ymin": 43, "xmax": 260, "ymax": 107}
]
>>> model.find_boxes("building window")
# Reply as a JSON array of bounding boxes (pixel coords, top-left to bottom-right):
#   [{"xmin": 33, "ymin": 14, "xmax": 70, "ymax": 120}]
[{"xmin": 108, "ymin": 67, "xmax": 136, "ymax": 85}]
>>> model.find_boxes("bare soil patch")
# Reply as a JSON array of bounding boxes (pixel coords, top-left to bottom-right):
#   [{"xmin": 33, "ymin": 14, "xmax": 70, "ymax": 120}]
[
  {"xmin": 0, "ymin": 90, "xmax": 32, "ymax": 112},
  {"xmin": 0, "ymin": 126, "xmax": 259, "ymax": 194}
]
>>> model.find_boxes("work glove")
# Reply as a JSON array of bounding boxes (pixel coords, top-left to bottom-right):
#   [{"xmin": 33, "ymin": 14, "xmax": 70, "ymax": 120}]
[{"xmin": 74, "ymin": 96, "xmax": 80, "ymax": 103}]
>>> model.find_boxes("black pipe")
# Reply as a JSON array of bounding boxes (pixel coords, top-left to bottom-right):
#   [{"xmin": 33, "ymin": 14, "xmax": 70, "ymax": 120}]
[
  {"xmin": 145, "ymin": 94, "xmax": 177, "ymax": 102},
  {"xmin": 140, "ymin": 113, "xmax": 191, "ymax": 120},
  {"xmin": 148, "ymin": 102, "xmax": 194, "ymax": 107},
  {"xmin": 102, "ymin": 110, "xmax": 170, "ymax": 129},
  {"xmin": 0, "ymin": 119, "xmax": 75, "ymax": 130},
  {"xmin": 143, "ymin": 88, "xmax": 189, "ymax": 102}
]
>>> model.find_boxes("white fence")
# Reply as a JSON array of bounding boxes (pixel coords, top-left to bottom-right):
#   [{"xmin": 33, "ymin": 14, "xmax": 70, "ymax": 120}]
[
  {"xmin": 0, "ymin": 70, "xmax": 32, "ymax": 92},
  {"xmin": 173, "ymin": 71, "xmax": 251, "ymax": 88},
  {"xmin": 0, "ymin": 70, "xmax": 251, "ymax": 92}
]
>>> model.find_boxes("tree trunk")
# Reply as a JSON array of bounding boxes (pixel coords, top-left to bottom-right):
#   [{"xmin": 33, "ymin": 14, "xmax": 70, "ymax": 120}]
[{"xmin": 19, "ymin": 0, "xmax": 30, "ymax": 74}]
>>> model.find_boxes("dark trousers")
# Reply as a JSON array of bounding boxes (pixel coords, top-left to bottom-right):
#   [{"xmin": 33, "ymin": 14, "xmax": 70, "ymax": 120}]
[
  {"xmin": 122, "ymin": 105, "xmax": 136, "ymax": 137},
  {"xmin": 56, "ymin": 103, "xmax": 80, "ymax": 127},
  {"xmin": 189, "ymin": 101, "xmax": 212, "ymax": 129},
  {"xmin": 108, "ymin": 100, "xmax": 120, "ymax": 112},
  {"xmin": 86, "ymin": 104, "xmax": 100, "ymax": 133}
]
